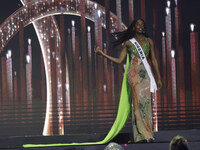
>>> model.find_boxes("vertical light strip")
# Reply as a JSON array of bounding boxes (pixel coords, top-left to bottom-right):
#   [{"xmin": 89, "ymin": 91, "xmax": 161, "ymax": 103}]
[
  {"xmin": 1, "ymin": 57, "xmax": 7, "ymax": 104},
  {"xmin": 103, "ymin": 43, "xmax": 108, "ymax": 108},
  {"xmin": 128, "ymin": 0, "xmax": 134, "ymax": 23},
  {"xmin": 171, "ymin": 50, "xmax": 177, "ymax": 107},
  {"xmin": 26, "ymin": 55, "xmax": 32, "ymax": 111},
  {"xmin": 71, "ymin": 20, "xmax": 75, "ymax": 56},
  {"xmin": 174, "ymin": 3, "xmax": 179, "ymax": 109},
  {"xmin": 97, "ymin": 9, "xmax": 104, "ymax": 108},
  {"xmin": 13, "ymin": 71, "xmax": 18, "ymax": 102},
  {"xmin": 174, "ymin": 0, "xmax": 186, "ymax": 122},
  {"xmin": 162, "ymin": 32, "xmax": 167, "ymax": 110},
  {"xmin": 65, "ymin": 58, "xmax": 71, "ymax": 121},
  {"xmin": 56, "ymin": 36, "xmax": 64, "ymax": 135},
  {"xmin": 66, "ymin": 28, "xmax": 72, "ymax": 121},
  {"xmin": 87, "ymin": 25, "xmax": 93, "ymax": 120},
  {"xmin": 165, "ymin": 6, "xmax": 172, "ymax": 107},
  {"xmin": 87, "ymin": 26, "xmax": 91, "ymax": 60},
  {"xmin": 190, "ymin": 31, "xmax": 196, "ymax": 112},
  {"xmin": 190, "ymin": 27, "xmax": 200, "ymax": 113},
  {"xmin": 80, "ymin": 0, "xmax": 88, "ymax": 113},
  {"xmin": 116, "ymin": 0, "xmax": 122, "ymax": 30},
  {"xmin": 94, "ymin": 4, "xmax": 98, "ymax": 105},
  {"xmin": 26, "ymin": 39, "xmax": 32, "ymax": 111},
  {"xmin": 6, "ymin": 50, "xmax": 13, "ymax": 103}
]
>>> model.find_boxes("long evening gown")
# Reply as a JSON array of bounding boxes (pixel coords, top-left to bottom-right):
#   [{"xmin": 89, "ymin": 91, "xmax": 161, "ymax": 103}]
[
  {"xmin": 23, "ymin": 38, "xmax": 153, "ymax": 148},
  {"xmin": 127, "ymin": 38, "xmax": 153, "ymax": 142}
]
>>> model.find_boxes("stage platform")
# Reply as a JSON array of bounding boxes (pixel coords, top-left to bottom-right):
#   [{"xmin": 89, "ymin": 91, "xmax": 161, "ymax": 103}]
[{"xmin": 0, "ymin": 130, "xmax": 200, "ymax": 150}]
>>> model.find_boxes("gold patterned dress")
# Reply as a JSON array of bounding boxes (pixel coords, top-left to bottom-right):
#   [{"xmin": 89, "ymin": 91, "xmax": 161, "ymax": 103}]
[{"xmin": 127, "ymin": 38, "xmax": 153, "ymax": 142}]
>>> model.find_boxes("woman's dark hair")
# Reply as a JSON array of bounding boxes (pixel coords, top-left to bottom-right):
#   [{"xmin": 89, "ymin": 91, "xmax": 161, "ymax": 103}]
[{"xmin": 112, "ymin": 18, "xmax": 149, "ymax": 46}]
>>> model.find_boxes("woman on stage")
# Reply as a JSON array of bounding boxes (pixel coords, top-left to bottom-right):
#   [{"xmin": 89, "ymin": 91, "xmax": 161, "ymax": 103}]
[{"xmin": 95, "ymin": 19, "xmax": 162, "ymax": 143}]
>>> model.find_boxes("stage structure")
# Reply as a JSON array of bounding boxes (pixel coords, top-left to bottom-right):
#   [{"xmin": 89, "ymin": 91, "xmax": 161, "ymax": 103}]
[
  {"xmin": 6, "ymin": 50, "xmax": 13, "ymax": 103},
  {"xmin": 0, "ymin": 0, "xmax": 199, "ymax": 138},
  {"xmin": 26, "ymin": 38, "xmax": 32, "ymax": 112},
  {"xmin": 190, "ymin": 24, "xmax": 200, "ymax": 116},
  {"xmin": 174, "ymin": 0, "xmax": 186, "ymax": 126}
]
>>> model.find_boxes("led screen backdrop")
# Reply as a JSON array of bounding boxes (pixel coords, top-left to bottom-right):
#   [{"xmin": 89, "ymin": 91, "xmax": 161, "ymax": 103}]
[{"xmin": 0, "ymin": 0, "xmax": 200, "ymax": 138}]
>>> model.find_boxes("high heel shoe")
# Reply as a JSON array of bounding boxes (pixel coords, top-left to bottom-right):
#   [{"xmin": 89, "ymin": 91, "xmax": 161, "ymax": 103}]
[
  {"xmin": 135, "ymin": 139, "xmax": 148, "ymax": 143},
  {"xmin": 128, "ymin": 139, "xmax": 134, "ymax": 144},
  {"xmin": 147, "ymin": 138, "xmax": 155, "ymax": 143},
  {"xmin": 137, "ymin": 139, "xmax": 148, "ymax": 143}
]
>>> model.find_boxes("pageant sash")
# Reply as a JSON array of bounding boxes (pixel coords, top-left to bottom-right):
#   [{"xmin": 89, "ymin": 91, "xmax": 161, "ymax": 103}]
[{"xmin": 130, "ymin": 38, "xmax": 157, "ymax": 93}]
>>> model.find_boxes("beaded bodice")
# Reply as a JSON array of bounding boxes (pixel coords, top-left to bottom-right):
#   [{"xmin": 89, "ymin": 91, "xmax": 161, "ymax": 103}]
[{"xmin": 128, "ymin": 38, "xmax": 150, "ymax": 59}]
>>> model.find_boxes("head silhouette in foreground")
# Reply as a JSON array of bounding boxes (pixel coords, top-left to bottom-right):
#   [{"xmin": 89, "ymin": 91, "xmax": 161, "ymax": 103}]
[
  {"xmin": 104, "ymin": 142, "xmax": 125, "ymax": 150},
  {"xmin": 169, "ymin": 135, "xmax": 189, "ymax": 150}
]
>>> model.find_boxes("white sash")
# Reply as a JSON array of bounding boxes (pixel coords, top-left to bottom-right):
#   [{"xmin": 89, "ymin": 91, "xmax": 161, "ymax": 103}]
[{"xmin": 130, "ymin": 38, "xmax": 157, "ymax": 93}]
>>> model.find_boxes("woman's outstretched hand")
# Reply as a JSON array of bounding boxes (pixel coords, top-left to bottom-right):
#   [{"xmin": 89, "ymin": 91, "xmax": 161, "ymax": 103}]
[
  {"xmin": 94, "ymin": 46, "xmax": 103, "ymax": 55},
  {"xmin": 157, "ymin": 79, "xmax": 162, "ymax": 90}
]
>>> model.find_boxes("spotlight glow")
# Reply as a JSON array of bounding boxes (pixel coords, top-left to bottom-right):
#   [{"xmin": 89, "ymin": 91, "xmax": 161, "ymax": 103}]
[
  {"xmin": 171, "ymin": 49, "xmax": 175, "ymax": 58},
  {"xmin": 28, "ymin": 38, "xmax": 31, "ymax": 44},
  {"xmin": 71, "ymin": 20, "xmax": 75, "ymax": 26},
  {"xmin": 166, "ymin": 7, "xmax": 170, "ymax": 15},
  {"xmin": 190, "ymin": 23, "xmax": 195, "ymax": 32},
  {"xmin": 26, "ymin": 55, "xmax": 31, "ymax": 63},
  {"xmin": 167, "ymin": 0, "xmax": 171, "ymax": 7},
  {"xmin": 162, "ymin": 32, "xmax": 165, "ymax": 37},
  {"xmin": 87, "ymin": 26, "xmax": 91, "ymax": 32}
]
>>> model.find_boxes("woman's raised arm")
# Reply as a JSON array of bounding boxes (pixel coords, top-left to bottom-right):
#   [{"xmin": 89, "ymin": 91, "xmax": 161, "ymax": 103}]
[{"xmin": 94, "ymin": 41, "xmax": 128, "ymax": 64}]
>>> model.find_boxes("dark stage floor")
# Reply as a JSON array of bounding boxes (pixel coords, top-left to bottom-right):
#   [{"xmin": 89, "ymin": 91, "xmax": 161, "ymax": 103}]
[{"xmin": 0, "ymin": 130, "xmax": 200, "ymax": 150}]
